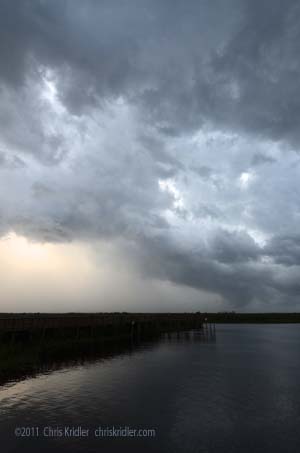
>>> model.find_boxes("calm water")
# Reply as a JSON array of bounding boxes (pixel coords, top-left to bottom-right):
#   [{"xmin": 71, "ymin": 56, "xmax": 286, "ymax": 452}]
[{"xmin": 1, "ymin": 324, "xmax": 300, "ymax": 453}]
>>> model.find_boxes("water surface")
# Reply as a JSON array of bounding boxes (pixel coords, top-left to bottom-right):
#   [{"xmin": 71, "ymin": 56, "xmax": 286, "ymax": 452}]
[{"xmin": 1, "ymin": 324, "xmax": 300, "ymax": 453}]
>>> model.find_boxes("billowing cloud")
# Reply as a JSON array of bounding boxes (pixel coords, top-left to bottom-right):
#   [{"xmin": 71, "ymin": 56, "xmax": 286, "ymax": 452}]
[{"xmin": 0, "ymin": 0, "xmax": 300, "ymax": 311}]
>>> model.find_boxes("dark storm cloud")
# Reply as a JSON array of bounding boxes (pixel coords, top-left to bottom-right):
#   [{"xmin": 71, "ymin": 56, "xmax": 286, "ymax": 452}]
[
  {"xmin": 0, "ymin": 0, "xmax": 241, "ymax": 122},
  {"xmin": 1, "ymin": 0, "xmax": 300, "ymax": 310},
  {"xmin": 1, "ymin": 0, "xmax": 300, "ymax": 144},
  {"xmin": 129, "ymin": 233, "xmax": 276, "ymax": 308},
  {"xmin": 251, "ymin": 153, "xmax": 276, "ymax": 167},
  {"xmin": 211, "ymin": 0, "xmax": 300, "ymax": 146},
  {"xmin": 265, "ymin": 234, "xmax": 300, "ymax": 266},
  {"xmin": 129, "ymin": 230, "xmax": 300, "ymax": 309}
]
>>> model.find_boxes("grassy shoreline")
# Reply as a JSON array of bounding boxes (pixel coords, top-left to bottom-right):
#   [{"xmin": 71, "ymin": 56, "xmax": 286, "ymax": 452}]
[
  {"xmin": 1, "ymin": 312, "xmax": 300, "ymax": 322},
  {"xmin": 201, "ymin": 313, "xmax": 300, "ymax": 323}
]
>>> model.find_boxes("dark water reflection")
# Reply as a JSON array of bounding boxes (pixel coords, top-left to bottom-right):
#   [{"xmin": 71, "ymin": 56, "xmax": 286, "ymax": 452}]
[{"xmin": 1, "ymin": 324, "xmax": 300, "ymax": 453}]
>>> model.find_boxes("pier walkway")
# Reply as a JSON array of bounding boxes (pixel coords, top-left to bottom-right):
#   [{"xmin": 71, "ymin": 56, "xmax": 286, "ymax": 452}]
[{"xmin": 0, "ymin": 313, "xmax": 209, "ymax": 342}]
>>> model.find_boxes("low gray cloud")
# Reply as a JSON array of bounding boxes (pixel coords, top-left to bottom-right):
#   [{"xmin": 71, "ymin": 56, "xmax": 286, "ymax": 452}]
[
  {"xmin": 251, "ymin": 153, "xmax": 276, "ymax": 167},
  {"xmin": 265, "ymin": 234, "xmax": 300, "ymax": 267}
]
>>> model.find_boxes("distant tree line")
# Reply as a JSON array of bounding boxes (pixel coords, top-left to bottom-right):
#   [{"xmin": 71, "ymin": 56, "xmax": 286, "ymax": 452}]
[{"xmin": 197, "ymin": 312, "xmax": 300, "ymax": 323}]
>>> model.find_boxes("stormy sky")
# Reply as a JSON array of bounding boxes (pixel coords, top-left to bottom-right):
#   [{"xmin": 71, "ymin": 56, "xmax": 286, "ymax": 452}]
[{"xmin": 1, "ymin": 0, "xmax": 300, "ymax": 312}]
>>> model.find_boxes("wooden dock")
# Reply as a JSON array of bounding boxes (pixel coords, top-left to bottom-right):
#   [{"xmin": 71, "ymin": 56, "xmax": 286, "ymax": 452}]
[{"xmin": 0, "ymin": 313, "xmax": 206, "ymax": 343}]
